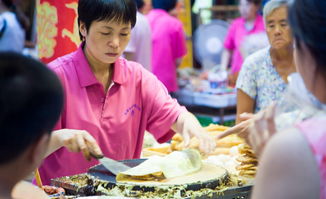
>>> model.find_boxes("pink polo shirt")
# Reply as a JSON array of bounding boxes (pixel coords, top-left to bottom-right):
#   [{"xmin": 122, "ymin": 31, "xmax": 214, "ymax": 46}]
[
  {"xmin": 39, "ymin": 44, "xmax": 186, "ymax": 184},
  {"xmin": 224, "ymin": 15, "xmax": 265, "ymax": 74},
  {"xmin": 147, "ymin": 9, "xmax": 187, "ymax": 92}
]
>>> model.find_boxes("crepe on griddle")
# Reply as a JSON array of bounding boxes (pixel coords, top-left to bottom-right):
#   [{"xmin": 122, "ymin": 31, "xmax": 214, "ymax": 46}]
[{"xmin": 116, "ymin": 149, "xmax": 202, "ymax": 182}]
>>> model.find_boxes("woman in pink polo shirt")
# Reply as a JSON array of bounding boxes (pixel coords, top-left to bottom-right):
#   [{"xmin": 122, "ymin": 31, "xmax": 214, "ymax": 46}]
[
  {"xmin": 39, "ymin": 0, "xmax": 216, "ymax": 184},
  {"xmin": 221, "ymin": 0, "xmax": 265, "ymax": 86}
]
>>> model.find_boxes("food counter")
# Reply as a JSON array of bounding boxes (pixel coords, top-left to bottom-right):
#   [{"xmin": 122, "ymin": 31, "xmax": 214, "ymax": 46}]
[{"xmin": 48, "ymin": 125, "xmax": 256, "ymax": 199}]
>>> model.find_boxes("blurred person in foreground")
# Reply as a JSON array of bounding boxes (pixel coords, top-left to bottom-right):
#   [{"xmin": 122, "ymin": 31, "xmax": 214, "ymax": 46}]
[
  {"xmin": 0, "ymin": 52, "xmax": 63, "ymax": 199},
  {"xmin": 219, "ymin": 0, "xmax": 326, "ymax": 198},
  {"xmin": 236, "ymin": 0, "xmax": 295, "ymax": 123},
  {"xmin": 147, "ymin": 0, "xmax": 187, "ymax": 94},
  {"xmin": 38, "ymin": 0, "xmax": 215, "ymax": 184},
  {"xmin": 0, "ymin": 52, "xmax": 103, "ymax": 198},
  {"xmin": 124, "ymin": 0, "xmax": 152, "ymax": 71}
]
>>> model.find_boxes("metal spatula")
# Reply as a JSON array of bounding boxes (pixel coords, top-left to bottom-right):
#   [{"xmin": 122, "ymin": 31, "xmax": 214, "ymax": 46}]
[{"xmin": 91, "ymin": 154, "xmax": 131, "ymax": 176}]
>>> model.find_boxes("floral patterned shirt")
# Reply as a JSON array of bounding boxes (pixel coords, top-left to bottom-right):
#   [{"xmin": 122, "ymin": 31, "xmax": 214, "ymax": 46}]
[{"xmin": 236, "ymin": 47, "xmax": 287, "ymax": 112}]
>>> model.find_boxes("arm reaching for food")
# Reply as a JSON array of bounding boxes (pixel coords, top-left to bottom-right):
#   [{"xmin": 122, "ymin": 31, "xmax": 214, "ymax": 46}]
[
  {"xmin": 216, "ymin": 104, "xmax": 277, "ymax": 156},
  {"xmin": 45, "ymin": 129, "xmax": 103, "ymax": 161},
  {"xmin": 171, "ymin": 111, "xmax": 216, "ymax": 154}
]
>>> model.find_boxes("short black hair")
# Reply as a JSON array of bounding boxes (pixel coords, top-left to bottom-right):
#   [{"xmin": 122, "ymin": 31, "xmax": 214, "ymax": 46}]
[
  {"xmin": 134, "ymin": 0, "xmax": 144, "ymax": 10},
  {"xmin": 0, "ymin": 52, "xmax": 63, "ymax": 164},
  {"xmin": 247, "ymin": 0, "xmax": 262, "ymax": 6},
  {"xmin": 152, "ymin": 0, "xmax": 177, "ymax": 12},
  {"xmin": 78, "ymin": 0, "xmax": 137, "ymax": 40},
  {"xmin": 288, "ymin": 0, "xmax": 326, "ymax": 74},
  {"xmin": 2, "ymin": 0, "xmax": 13, "ymax": 8}
]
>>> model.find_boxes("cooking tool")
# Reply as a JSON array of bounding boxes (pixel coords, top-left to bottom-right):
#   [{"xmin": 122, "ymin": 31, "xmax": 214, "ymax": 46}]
[
  {"xmin": 91, "ymin": 154, "xmax": 131, "ymax": 176},
  {"xmin": 34, "ymin": 168, "xmax": 43, "ymax": 188}
]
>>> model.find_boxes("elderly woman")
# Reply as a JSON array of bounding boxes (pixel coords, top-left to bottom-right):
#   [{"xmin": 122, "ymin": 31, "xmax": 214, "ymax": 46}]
[{"xmin": 236, "ymin": 0, "xmax": 295, "ymax": 123}]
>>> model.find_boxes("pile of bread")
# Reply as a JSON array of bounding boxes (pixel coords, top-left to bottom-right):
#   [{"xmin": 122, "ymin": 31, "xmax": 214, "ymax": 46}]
[
  {"xmin": 142, "ymin": 124, "xmax": 258, "ymax": 178},
  {"xmin": 171, "ymin": 124, "xmax": 242, "ymax": 156},
  {"xmin": 236, "ymin": 144, "xmax": 258, "ymax": 178}
]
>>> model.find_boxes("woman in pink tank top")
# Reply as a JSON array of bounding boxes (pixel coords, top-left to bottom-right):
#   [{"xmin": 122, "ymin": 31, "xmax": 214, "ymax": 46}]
[
  {"xmin": 250, "ymin": 0, "xmax": 326, "ymax": 198},
  {"xmin": 217, "ymin": 0, "xmax": 326, "ymax": 198}
]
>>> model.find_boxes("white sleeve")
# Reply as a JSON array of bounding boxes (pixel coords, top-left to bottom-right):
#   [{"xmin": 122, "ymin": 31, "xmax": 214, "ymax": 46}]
[{"xmin": 125, "ymin": 27, "xmax": 137, "ymax": 53}]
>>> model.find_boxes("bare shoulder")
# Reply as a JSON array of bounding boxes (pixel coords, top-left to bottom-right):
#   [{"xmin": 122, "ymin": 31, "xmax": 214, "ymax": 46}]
[
  {"xmin": 252, "ymin": 127, "xmax": 320, "ymax": 199},
  {"xmin": 262, "ymin": 127, "xmax": 314, "ymax": 163}
]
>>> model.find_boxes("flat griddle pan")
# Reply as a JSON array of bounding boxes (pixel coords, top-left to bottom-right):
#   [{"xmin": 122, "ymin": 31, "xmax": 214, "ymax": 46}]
[
  {"xmin": 88, "ymin": 159, "xmax": 229, "ymax": 192},
  {"xmin": 52, "ymin": 159, "xmax": 252, "ymax": 198}
]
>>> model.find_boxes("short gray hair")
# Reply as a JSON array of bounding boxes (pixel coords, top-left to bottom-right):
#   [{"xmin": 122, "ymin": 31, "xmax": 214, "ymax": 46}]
[{"xmin": 263, "ymin": 0, "xmax": 288, "ymax": 23}]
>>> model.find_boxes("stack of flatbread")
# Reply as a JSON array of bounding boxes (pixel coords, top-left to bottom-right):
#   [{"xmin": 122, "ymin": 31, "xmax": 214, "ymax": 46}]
[
  {"xmin": 236, "ymin": 144, "xmax": 258, "ymax": 178},
  {"xmin": 171, "ymin": 124, "xmax": 244, "ymax": 156}
]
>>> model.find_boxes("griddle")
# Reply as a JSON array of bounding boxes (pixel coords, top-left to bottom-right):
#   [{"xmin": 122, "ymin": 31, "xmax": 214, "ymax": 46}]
[
  {"xmin": 88, "ymin": 159, "xmax": 229, "ymax": 192},
  {"xmin": 52, "ymin": 159, "xmax": 252, "ymax": 199}
]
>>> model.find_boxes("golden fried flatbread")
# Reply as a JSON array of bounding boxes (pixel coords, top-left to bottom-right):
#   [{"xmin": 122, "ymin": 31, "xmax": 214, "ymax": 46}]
[
  {"xmin": 236, "ymin": 164, "xmax": 257, "ymax": 170},
  {"xmin": 172, "ymin": 133, "xmax": 183, "ymax": 142},
  {"xmin": 240, "ymin": 161, "xmax": 258, "ymax": 166},
  {"xmin": 216, "ymin": 136, "xmax": 244, "ymax": 148},
  {"xmin": 236, "ymin": 156, "xmax": 258, "ymax": 164},
  {"xmin": 238, "ymin": 144, "xmax": 251, "ymax": 150},
  {"xmin": 204, "ymin": 124, "xmax": 230, "ymax": 132},
  {"xmin": 239, "ymin": 170, "xmax": 256, "ymax": 176},
  {"xmin": 239, "ymin": 147, "xmax": 255, "ymax": 154},
  {"xmin": 241, "ymin": 153, "xmax": 257, "ymax": 159}
]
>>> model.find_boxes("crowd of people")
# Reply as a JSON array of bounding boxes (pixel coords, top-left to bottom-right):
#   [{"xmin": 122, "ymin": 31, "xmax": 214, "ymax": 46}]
[{"xmin": 0, "ymin": 0, "xmax": 325, "ymax": 198}]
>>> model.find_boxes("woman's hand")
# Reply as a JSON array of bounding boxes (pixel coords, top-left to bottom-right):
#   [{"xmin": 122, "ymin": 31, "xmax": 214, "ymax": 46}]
[
  {"xmin": 247, "ymin": 104, "xmax": 277, "ymax": 156},
  {"xmin": 216, "ymin": 112, "xmax": 254, "ymax": 143},
  {"xmin": 47, "ymin": 129, "xmax": 103, "ymax": 161},
  {"xmin": 216, "ymin": 104, "xmax": 277, "ymax": 156},
  {"xmin": 227, "ymin": 72, "xmax": 238, "ymax": 87},
  {"xmin": 172, "ymin": 112, "xmax": 216, "ymax": 154}
]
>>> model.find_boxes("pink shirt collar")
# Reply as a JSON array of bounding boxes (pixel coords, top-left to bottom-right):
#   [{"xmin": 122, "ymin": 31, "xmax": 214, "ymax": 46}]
[
  {"xmin": 74, "ymin": 43, "xmax": 127, "ymax": 88},
  {"xmin": 239, "ymin": 14, "xmax": 263, "ymax": 32}
]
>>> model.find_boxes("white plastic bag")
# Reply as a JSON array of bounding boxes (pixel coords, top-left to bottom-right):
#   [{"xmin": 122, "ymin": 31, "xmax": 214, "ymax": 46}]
[{"xmin": 274, "ymin": 72, "xmax": 325, "ymax": 131}]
